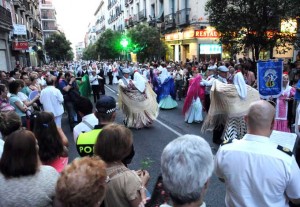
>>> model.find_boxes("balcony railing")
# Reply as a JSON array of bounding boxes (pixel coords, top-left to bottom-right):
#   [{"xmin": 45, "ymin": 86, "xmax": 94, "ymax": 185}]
[
  {"xmin": 43, "ymin": 25, "xmax": 57, "ymax": 30},
  {"xmin": 108, "ymin": 0, "xmax": 117, "ymax": 10},
  {"xmin": 13, "ymin": 0, "xmax": 22, "ymax": 7},
  {"xmin": 138, "ymin": 9, "xmax": 146, "ymax": 21},
  {"xmin": 175, "ymin": 8, "xmax": 191, "ymax": 26},
  {"xmin": 0, "ymin": 6, "xmax": 13, "ymax": 31},
  {"xmin": 33, "ymin": 19, "xmax": 41, "ymax": 30},
  {"xmin": 132, "ymin": 14, "xmax": 138, "ymax": 23},
  {"xmin": 164, "ymin": 13, "xmax": 175, "ymax": 29}
]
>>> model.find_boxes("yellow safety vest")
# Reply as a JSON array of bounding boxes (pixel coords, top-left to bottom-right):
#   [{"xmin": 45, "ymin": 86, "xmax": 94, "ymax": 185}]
[{"xmin": 76, "ymin": 129, "xmax": 102, "ymax": 157}]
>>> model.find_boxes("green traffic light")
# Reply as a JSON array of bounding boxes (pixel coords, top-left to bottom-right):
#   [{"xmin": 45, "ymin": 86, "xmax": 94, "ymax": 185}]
[{"xmin": 121, "ymin": 38, "xmax": 129, "ymax": 48}]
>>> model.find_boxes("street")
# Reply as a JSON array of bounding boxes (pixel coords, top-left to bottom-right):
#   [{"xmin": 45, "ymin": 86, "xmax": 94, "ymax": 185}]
[{"xmin": 62, "ymin": 81, "xmax": 226, "ymax": 207}]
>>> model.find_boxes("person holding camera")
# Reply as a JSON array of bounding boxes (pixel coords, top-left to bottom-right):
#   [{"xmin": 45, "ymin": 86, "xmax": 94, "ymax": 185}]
[{"xmin": 89, "ymin": 70, "xmax": 102, "ymax": 103}]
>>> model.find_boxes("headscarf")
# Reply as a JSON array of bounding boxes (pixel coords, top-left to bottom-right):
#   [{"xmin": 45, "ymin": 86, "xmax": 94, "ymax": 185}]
[
  {"xmin": 133, "ymin": 72, "xmax": 147, "ymax": 93},
  {"xmin": 158, "ymin": 67, "xmax": 169, "ymax": 83},
  {"xmin": 233, "ymin": 71, "xmax": 247, "ymax": 99}
]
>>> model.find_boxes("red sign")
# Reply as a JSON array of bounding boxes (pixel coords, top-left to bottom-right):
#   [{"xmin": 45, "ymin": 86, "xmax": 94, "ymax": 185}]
[
  {"xmin": 12, "ymin": 41, "xmax": 29, "ymax": 50},
  {"xmin": 194, "ymin": 29, "xmax": 220, "ymax": 38}
]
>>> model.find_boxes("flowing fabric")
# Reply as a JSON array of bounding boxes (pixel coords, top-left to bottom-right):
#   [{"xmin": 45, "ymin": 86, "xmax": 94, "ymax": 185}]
[
  {"xmin": 118, "ymin": 81, "xmax": 159, "ymax": 129},
  {"xmin": 183, "ymin": 74, "xmax": 205, "ymax": 114},
  {"xmin": 77, "ymin": 74, "xmax": 91, "ymax": 98},
  {"xmin": 133, "ymin": 72, "xmax": 146, "ymax": 93}
]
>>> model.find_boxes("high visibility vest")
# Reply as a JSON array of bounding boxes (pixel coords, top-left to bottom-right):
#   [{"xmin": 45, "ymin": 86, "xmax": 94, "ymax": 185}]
[{"xmin": 76, "ymin": 129, "xmax": 102, "ymax": 157}]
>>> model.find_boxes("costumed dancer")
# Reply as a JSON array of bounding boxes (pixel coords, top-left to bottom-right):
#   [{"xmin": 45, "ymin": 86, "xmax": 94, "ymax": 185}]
[
  {"xmin": 274, "ymin": 73, "xmax": 295, "ymax": 132},
  {"xmin": 155, "ymin": 67, "xmax": 178, "ymax": 109},
  {"xmin": 202, "ymin": 71, "xmax": 260, "ymax": 144},
  {"xmin": 182, "ymin": 67, "xmax": 205, "ymax": 123},
  {"xmin": 118, "ymin": 69, "xmax": 159, "ymax": 129},
  {"xmin": 200, "ymin": 65, "xmax": 217, "ymax": 112},
  {"xmin": 77, "ymin": 71, "xmax": 91, "ymax": 98}
]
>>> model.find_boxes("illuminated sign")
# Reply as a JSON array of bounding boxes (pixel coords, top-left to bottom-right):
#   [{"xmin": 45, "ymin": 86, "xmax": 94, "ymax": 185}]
[
  {"xmin": 164, "ymin": 30, "xmax": 194, "ymax": 41},
  {"xmin": 12, "ymin": 41, "xmax": 29, "ymax": 50},
  {"xmin": 200, "ymin": 44, "xmax": 222, "ymax": 54},
  {"xmin": 281, "ymin": 19, "xmax": 297, "ymax": 34},
  {"xmin": 195, "ymin": 29, "xmax": 220, "ymax": 38}
]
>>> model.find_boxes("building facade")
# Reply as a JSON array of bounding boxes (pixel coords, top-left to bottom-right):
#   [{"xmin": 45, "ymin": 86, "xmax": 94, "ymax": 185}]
[
  {"xmin": 75, "ymin": 41, "xmax": 84, "ymax": 60},
  {"xmin": 0, "ymin": 0, "xmax": 13, "ymax": 71}
]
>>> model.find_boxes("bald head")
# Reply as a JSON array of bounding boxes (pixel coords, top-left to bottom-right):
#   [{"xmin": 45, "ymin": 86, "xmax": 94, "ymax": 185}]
[{"xmin": 245, "ymin": 100, "xmax": 275, "ymax": 136}]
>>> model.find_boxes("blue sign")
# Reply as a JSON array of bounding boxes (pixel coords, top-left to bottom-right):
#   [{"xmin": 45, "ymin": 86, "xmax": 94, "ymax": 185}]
[{"xmin": 257, "ymin": 60, "xmax": 283, "ymax": 98}]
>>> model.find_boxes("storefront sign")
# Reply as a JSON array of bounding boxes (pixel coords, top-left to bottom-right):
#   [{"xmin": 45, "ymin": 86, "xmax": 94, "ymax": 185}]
[
  {"xmin": 13, "ymin": 24, "xmax": 27, "ymax": 35},
  {"xmin": 12, "ymin": 41, "xmax": 29, "ymax": 50},
  {"xmin": 273, "ymin": 46, "xmax": 294, "ymax": 58},
  {"xmin": 200, "ymin": 44, "xmax": 222, "ymax": 54},
  {"xmin": 195, "ymin": 29, "xmax": 220, "ymax": 38}
]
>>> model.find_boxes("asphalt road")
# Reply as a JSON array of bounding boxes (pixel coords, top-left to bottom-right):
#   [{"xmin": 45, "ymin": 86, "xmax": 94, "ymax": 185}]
[{"xmin": 62, "ymin": 82, "xmax": 226, "ymax": 207}]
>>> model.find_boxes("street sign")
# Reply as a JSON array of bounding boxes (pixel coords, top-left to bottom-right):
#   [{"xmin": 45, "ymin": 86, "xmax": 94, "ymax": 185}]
[{"xmin": 12, "ymin": 41, "xmax": 29, "ymax": 50}]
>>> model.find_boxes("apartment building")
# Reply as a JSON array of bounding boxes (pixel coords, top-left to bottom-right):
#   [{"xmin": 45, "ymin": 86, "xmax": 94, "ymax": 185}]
[
  {"xmin": 0, "ymin": 0, "xmax": 13, "ymax": 70},
  {"xmin": 94, "ymin": 0, "xmax": 106, "ymax": 39},
  {"xmin": 75, "ymin": 41, "xmax": 84, "ymax": 60},
  {"xmin": 40, "ymin": 0, "xmax": 58, "ymax": 39}
]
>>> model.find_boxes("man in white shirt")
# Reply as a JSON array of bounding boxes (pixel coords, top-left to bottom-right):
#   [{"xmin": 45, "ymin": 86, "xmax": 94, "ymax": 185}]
[
  {"xmin": 40, "ymin": 76, "xmax": 64, "ymax": 127},
  {"xmin": 215, "ymin": 100, "xmax": 300, "ymax": 207},
  {"xmin": 73, "ymin": 97, "xmax": 98, "ymax": 143}
]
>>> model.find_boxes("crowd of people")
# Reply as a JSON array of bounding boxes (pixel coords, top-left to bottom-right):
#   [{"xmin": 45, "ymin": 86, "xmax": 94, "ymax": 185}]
[{"xmin": 0, "ymin": 56, "xmax": 299, "ymax": 206}]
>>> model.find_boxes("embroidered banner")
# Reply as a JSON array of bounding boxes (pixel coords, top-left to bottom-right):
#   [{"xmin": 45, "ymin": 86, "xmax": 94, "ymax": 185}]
[{"xmin": 257, "ymin": 60, "xmax": 283, "ymax": 98}]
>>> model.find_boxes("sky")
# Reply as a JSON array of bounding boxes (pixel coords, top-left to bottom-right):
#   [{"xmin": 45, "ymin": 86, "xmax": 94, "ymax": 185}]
[{"xmin": 52, "ymin": 0, "xmax": 99, "ymax": 49}]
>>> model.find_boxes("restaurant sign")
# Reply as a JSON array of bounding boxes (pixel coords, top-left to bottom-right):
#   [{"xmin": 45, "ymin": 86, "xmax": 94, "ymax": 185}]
[
  {"xmin": 195, "ymin": 29, "xmax": 220, "ymax": 38},
  {"xmin": 12, "ymin": 41, "xmax": 29, "ymax": 50}
]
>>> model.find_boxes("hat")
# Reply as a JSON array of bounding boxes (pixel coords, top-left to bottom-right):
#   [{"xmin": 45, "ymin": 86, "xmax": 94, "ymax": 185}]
[
  {"xmin": 122, "ymin": 68, "xmax": 130, "ymax": 74},
  {"xmin": 208, "ymin": 65, "xmax": 217, "ymax": 70},
  {"xmin": 95, "ymin": 95, "xmax": 116, "ymax": 114},
  {"xmin": 218, "ymin": 66, "xmax": 229, "ymax": 72}
]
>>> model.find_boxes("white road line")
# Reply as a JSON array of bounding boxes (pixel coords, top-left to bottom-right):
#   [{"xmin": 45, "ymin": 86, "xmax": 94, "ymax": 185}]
[
  {"xmin": 156, "ymin": 119, "xmax": 183, "ymax": 137},
  {"xmin": 105, "ymin": 85, "xmax": 117, "ymax": 93}
]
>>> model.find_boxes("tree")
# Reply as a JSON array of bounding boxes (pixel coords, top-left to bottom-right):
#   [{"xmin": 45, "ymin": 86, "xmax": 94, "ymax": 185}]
[
  {"xmin": 94, "ymin": 29, "xmax": 123, "ymax": 60},
  {"xmin": 205, "ymin": 0, "xmax": 300, "ymax": 60},
  {"xmin": 45, "ymin": 33, "xmax": 73, "ymax": 61},
  {"xmin": 82, "ymin": 44, "xmax": 98, "ymax": 60},
  {"xmin": 127, "ymin": 24, "xmax": 166, "ymax": 62}
]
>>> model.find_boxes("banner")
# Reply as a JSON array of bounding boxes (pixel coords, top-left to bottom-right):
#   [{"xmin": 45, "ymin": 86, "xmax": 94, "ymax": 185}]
[{"xmin": 257, "ymin": 60, "xmax": 283, "ymax": 98}]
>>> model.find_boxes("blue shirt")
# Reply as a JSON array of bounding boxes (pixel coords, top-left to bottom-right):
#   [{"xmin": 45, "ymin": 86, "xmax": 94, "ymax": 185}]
[
  {"xmin": 9, "ymin": 94, "xmax": 26, "ymax": 117},
  {"xmin": 295, "ymin": 80, "xmax": 300, "ymax": 100}
]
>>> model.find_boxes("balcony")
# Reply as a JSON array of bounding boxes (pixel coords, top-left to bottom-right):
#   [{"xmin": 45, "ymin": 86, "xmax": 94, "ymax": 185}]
[
  {"xmin": 43, "ymin": 25, "xmax": 57, "ymax": 31},
  {"xmin": 132, "ymin": 14, "xmax": 138, "ymax": 24},
  {"xmin": 33, "ymin": 20, "xmax": 41, "ymax": 30},
  {"xmin": 175, "ymin": 8, "xmax": 191, "ymax": 26},
  {"xmin": 19, "ymin": 4, "xmax": 26, "ymax": 12},
  {"xmin": 13, "ymin": 0, "xmax": 22, "ymax": 8},
  {"xmin": 108, "ymin": 0, "xmax": 117, "ymax": 10},
  {"xmin": 164, "ymin": 13, "xmax": 175, "ymax": 29},
  {"xmin": 138, "ymin": 9, "xmax": 146, "ymax": 21},
  {"xmin": 0, "ymin": 6, "xmax": 13, "ymax": 31}
]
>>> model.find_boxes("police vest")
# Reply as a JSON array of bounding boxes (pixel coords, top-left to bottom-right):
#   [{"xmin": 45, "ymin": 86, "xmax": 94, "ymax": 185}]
[{"xmin": 76, "ymin": 129, "xmax": 102, "ymax": 157}]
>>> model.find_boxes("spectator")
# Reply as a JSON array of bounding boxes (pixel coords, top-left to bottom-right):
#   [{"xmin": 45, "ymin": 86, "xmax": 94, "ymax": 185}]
[
  {"xmin": 160, "ymin": 134, "xmax": 214, "ymax": 207},
  {"xmin": 215, "ymin": 100, "xmax": 300, "ymax": 206},
  {"xmin": 54, "ymin": 156, "xmax": 107, "ymax": 207},
  {"xmin": 8, "ymin": 81, "xmax": 28, "ymax": 127},
  {"xmin": 40, "ymin": 76, "xmax": 64, "ymax": 127},
  {"xmin": 0, "ymin": 129, "xmax": 59, "ymax": 206},
  {"xmin": 76, "ymin": 95, "xmax": 116, "ymax": 157},
  {"xmin": 73, "ymin": 96, "xmax": 98, "ymax": 143},
  {"xmin": 20, "ymin": 72, "xmax": 32, "ymax": 96},
  {"xmin": 94, "ymin": 124, "xmax": 149, "ymax": 207},
  {"xmin": 33, "ymin": 112, "xmax": 68, "ymax": 172},
  {"xmin": 0, "ymin": 84, "xmax": 14, "ymax": 112}
]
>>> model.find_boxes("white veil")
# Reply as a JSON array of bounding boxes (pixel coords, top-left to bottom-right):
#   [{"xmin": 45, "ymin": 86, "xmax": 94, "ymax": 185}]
[
  {"xmin": 133, "ymin": 72, "xmax": 147, "ymax": 93},
  {"xmin": 233, "ymin": 72, "xmax": 247, "ymax": 99}
]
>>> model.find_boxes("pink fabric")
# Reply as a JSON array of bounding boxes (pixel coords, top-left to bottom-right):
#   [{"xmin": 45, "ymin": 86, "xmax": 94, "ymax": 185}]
[
  {"xmin": 43, "ymin": 157, "xmax": 68, "ymax": 173},
  {"xmin": 274, "ymin": 120, "xmax": 290, "ymax": 132},
  {"xmin": 183, "ymin": 74, "xmax": 205, "ymax": 114}
]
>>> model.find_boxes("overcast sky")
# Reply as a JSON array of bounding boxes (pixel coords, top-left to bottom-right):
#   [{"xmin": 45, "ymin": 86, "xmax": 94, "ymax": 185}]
[{"xmin": 53, "ymin": 0, "xmax": 99, "ymax": 48}]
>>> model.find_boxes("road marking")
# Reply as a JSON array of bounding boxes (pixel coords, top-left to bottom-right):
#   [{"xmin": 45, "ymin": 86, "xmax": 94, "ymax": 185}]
[
  {"xmin": 105, "ymin": 85, "xmax": 117, "ymax": 93},
  {"xmin": 156, "ymin": 119, "xmax": 183, "ymax": 137}
]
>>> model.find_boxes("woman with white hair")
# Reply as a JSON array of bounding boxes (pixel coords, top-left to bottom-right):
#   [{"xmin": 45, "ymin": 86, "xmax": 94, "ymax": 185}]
[{"xmin": 160, "ymin": 134, "xmax": 214, "ymax": 207}]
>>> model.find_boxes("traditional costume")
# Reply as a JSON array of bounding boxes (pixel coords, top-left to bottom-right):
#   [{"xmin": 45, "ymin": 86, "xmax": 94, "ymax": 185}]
[
  {"xmin": 118, "ymin": 71, "xmax": 159, "ymax": 129},
  {"xmin": 155, "ymin": 67, "xmax": 177, "ymax": 109},
  {"xmin": 274, "ymin": 74, "xmax": 295, "ymax": 132},
  {"xmin": 77, "ymin": 73, "xmax": 91, "ymax": 98},
  {"xmin": 183, "ymin": 73, "xmax": 205, "ymax": 123}
]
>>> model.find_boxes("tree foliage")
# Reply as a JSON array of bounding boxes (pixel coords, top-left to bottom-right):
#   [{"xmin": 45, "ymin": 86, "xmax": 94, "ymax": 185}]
[
  {"xmin": 45, "ymin": 33, "xmax": 73, "ymax": 61},
  {"xmin": 205, "ymin": 0, "xmax": 300, "ymax": 60},
  {"xmin": 94, "ymin": 29, "xmax": 123, "ymax": 60},
  {"xmin": 127, "ymin": 24, "xmax": 166, "ymax": 62},
  {"xmin": 82, "ymin": 44, "xmax": 98, "ymax": 60}
]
